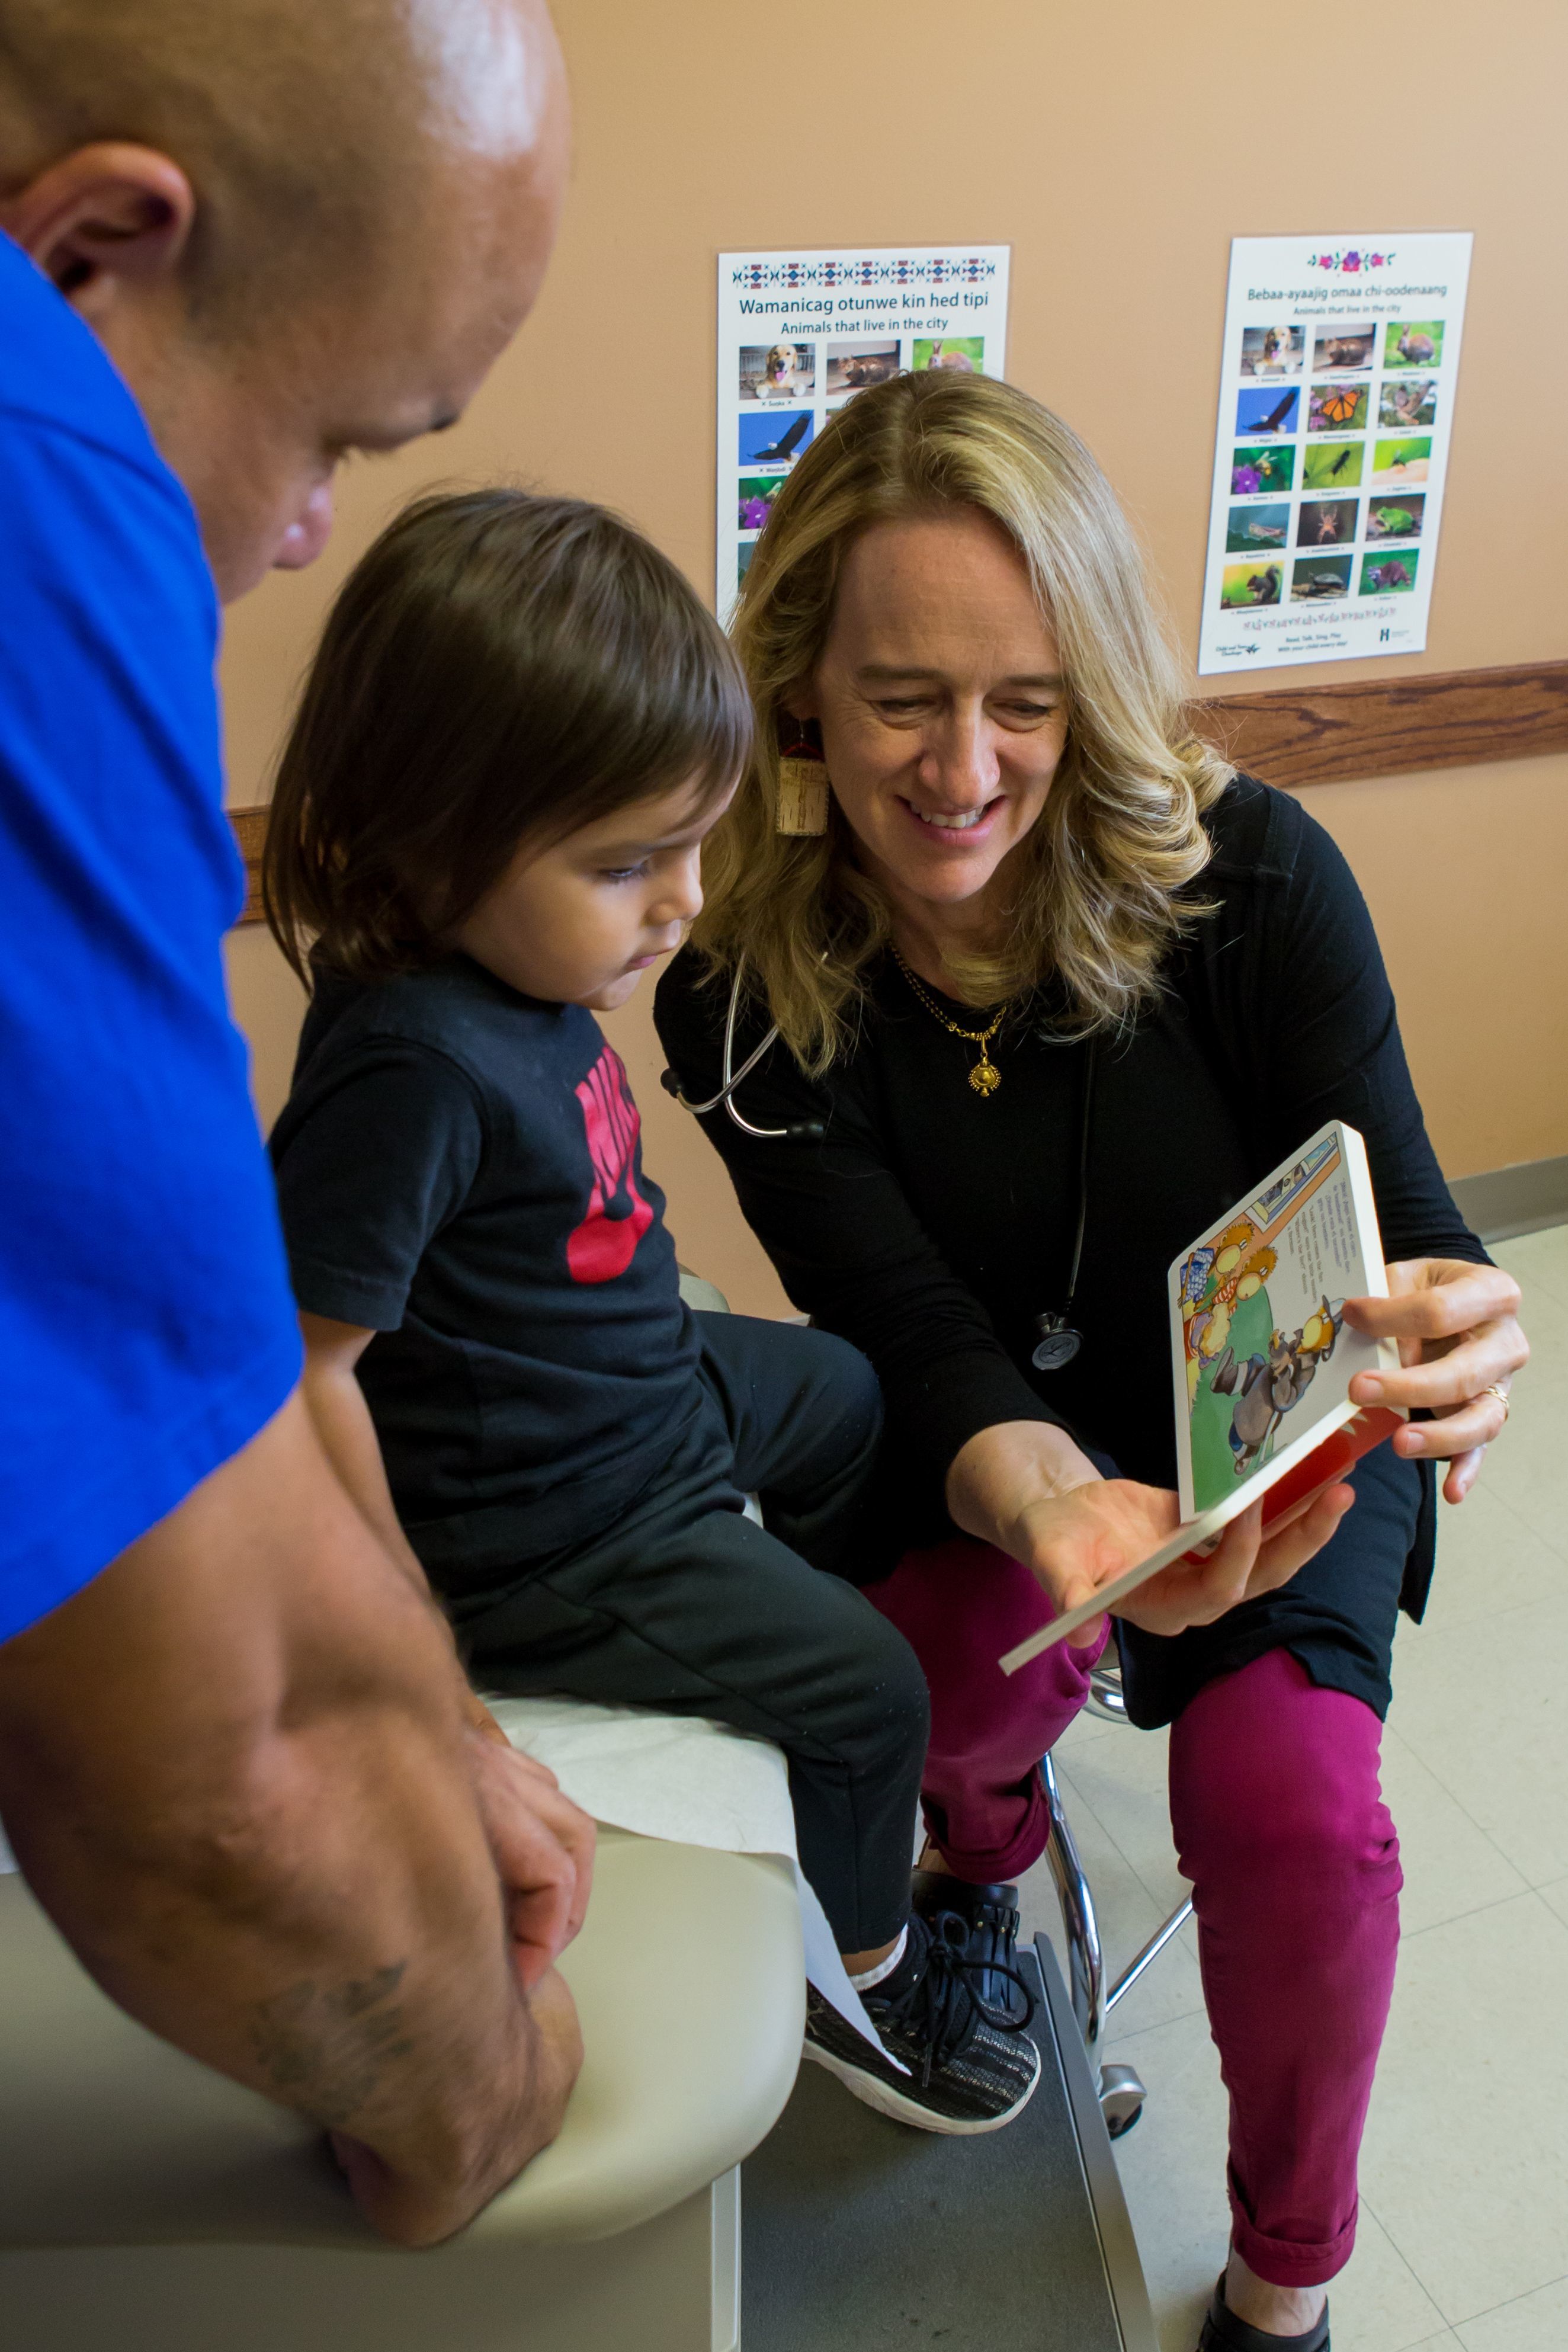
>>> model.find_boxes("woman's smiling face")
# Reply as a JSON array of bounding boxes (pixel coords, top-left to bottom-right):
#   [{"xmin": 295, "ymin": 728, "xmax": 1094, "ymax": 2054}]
[{"xmin": 794, "ymin": 506, "xmax": 1070, "ymax": 920}]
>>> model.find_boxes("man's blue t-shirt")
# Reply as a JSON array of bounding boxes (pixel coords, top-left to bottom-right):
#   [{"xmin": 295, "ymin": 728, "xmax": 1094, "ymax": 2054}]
[{"xmin": 0, "ymin": 233, "xmax": 302, "ymax": 1643}]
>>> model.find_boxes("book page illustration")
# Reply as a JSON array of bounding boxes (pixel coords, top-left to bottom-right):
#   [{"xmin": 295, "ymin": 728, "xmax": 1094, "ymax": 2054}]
[
  {"xmin": 1003, "ymin": 1120, "xmax": 1398, "ymax": 1674},
  {"xmin": 1175, "ymin": 1130, "xmax": 1379, "ymax": 1516}
]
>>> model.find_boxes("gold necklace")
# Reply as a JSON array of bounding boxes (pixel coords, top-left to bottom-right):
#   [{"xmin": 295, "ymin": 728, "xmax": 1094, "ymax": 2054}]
[{"xmin": 892, "ymin": 948, "xmax": 1010, "ymax": 1097}]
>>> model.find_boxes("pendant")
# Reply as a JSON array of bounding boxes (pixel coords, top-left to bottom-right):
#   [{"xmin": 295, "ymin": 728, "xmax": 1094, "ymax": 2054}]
[
  {"xmin": 969, "ymin": 1055, "xmax": 1001, "ymax": 1097},
  {"xmin": 1032, "ymin": 1318, "xmax": 1082, "ymax": 1372}
]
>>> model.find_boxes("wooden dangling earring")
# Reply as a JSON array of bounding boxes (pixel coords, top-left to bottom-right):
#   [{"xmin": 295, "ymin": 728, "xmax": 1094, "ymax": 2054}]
[{"xmin": 775, "ymin": 714, "xmax": 830, "ymax": 836}]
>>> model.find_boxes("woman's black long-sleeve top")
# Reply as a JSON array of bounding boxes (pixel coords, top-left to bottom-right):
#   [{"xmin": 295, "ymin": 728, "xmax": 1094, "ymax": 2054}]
[{"xmin": 655, "ymin": 778, "xmax": 1485, "ymax": 1717}]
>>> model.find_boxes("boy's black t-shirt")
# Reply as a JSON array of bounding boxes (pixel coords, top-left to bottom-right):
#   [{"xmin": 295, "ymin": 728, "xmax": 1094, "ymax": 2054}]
[{"xmin": 269, "ymin": 954, "xmax": 703, "ymax": 1583}]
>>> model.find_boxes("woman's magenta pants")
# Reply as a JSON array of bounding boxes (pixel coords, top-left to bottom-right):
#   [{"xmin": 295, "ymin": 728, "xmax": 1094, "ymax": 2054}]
[{"xmin": 868, "ymin": 1537, "xmax": 1402, "ymax": 2289}]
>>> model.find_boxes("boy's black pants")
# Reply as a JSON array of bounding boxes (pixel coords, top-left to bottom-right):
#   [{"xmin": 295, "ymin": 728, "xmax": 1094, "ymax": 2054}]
[{"xmin": 456, "ymin": 1313, "xmax": 929, "ymax": 1953}]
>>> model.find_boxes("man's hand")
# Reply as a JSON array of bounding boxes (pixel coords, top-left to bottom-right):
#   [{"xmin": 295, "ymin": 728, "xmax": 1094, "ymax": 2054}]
[
  {"xmin": 464, "ymin": 1732, "xmax": 597, "ymax": 1989},
  {"xmin": 329, "ymin": 1964, "xmax": 583, "ymax": 2242},
  {"xmin": 1344, "ymin": 1258, "xmax": 1528, "ymax": 1502},
  {"xmin": 0, "ymin": 1392, "xmax": 586, "ymax": 2247}
]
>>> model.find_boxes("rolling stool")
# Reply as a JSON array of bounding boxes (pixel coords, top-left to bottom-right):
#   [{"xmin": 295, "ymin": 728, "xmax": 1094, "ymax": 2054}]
[{"xmin": 1043, "ymin": 1648, "xmax": 1194, "ymax": 2141}]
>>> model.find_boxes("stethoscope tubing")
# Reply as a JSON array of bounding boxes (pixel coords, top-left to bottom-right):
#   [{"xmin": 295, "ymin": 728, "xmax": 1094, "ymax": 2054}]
[
  {"xmin": 668, "ymin": 960, "xmax": 1095, "ymax": 1358},
  {"xmin": 665, "ymin": 960, "xmax": 793, "ymax": 1139}
]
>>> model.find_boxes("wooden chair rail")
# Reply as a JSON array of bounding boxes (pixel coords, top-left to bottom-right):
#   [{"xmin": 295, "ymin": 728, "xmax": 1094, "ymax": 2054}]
[{"xmin": 229, "ymin": 658, "xmax": 1568, "ymax": 924}]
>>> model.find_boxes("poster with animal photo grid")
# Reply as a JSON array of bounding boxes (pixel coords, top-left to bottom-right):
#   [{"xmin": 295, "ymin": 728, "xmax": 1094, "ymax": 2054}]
[
  {"xmin": 716, "ymin": 244, "xmax": 1011, "ymax": 624},
  {"xmin": 1198, "ymin": 232, "xmax": 1471, "ymax": 675}
]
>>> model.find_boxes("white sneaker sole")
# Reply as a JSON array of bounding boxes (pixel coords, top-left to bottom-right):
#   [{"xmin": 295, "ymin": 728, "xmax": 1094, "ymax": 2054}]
[{"xmin": 801, "ymin": 2030, "xmax": 1042, "ymax": 2135}]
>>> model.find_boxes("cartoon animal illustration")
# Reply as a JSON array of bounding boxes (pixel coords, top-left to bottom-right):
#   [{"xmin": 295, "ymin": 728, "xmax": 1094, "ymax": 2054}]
[
  {"xmin": 1365, "ymin": 559, "xmax": 1412, "ymax": 592},
  {"xmin": 1396, "ymin": 327, "xmax": 1436, "ymax": 366},
  {"xmin": 1246, "ymin": 565, "xmax": 1281, "ymax": 604},
  {"xmin": 1182, "ymin": 1233, "xmax": 1278, "ymax": 1388},
  {"xmin": 1210, "ymin": 1296, "xmax": 1343, "ymax": 1474}
]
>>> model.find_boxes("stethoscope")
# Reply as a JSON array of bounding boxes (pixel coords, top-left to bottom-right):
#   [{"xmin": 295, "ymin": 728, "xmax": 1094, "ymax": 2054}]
[
  {"xmin": 1029, "ymin": 1034, "xmax": 1095, "ymax": 1370},
  {"xmin": 659, "ymin": 957, "xmax": 826, "ymax": 1143},
  {"xmin": 662, "ymin": 960, "xmax": 1095, "ymax": 1370}
]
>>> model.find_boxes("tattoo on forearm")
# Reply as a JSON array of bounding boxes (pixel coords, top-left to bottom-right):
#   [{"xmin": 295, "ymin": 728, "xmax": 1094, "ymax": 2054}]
[{"xmin": 249, "ymin": 1962, "xmax": 416, "ymax": 2127}]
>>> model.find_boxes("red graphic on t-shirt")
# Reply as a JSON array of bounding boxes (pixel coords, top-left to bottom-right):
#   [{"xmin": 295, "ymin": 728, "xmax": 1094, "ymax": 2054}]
[{"xmin": 567, "ymin": 1045, "xmax": 655, "ymax": 1283}]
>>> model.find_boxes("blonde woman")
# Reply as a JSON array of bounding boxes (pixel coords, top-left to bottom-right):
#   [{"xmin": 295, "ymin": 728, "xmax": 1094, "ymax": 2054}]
[{"xmin": 656, "ymin": 371, "xmax": 1527, "ymax": 2350}]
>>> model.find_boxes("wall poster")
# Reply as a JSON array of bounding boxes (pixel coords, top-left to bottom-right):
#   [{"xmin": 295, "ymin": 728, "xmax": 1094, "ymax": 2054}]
[
  {"xmin": 1198, "ymin": 232, "xmax": 1471, "ymax": 676},
  {"xmin": 716, "ymin": 244, "xmax": 1011, "ymax": 622}
]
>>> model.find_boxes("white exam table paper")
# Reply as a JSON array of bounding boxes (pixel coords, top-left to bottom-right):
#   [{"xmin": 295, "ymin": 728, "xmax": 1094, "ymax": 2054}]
[{"xmin": 487, "ymin": 1693, "xmax": 887, "ymax": 2055}]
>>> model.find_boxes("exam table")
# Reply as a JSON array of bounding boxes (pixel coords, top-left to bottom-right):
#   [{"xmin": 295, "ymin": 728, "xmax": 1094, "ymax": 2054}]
[
  {"xmin": 0, "ymin": 1722, "xmax": 1157, "ymax": 2352},
  {"xmin": 0, "ymin": 1290, "xmax": 1156, "ymax": 2348}
]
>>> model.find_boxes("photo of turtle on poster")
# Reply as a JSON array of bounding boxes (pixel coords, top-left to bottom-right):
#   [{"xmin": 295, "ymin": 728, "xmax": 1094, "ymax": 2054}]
[{"xmin": 1291, "ymin": 554, "xmax": 1352, "ymax": 601}]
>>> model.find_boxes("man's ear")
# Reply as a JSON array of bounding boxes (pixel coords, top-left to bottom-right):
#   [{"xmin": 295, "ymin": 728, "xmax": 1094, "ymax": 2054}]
[{"xmin": 0, "ymin": 143, "xmax": 195, "ymax": 322}]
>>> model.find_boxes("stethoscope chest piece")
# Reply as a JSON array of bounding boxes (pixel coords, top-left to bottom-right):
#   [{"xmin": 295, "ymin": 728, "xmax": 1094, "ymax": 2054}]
[{"xmin": 1031, "ymin": 1313, "xmax": 1083, "ymax": 1372}]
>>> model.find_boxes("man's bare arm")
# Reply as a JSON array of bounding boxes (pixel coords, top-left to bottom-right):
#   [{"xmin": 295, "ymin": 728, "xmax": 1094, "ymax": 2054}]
[
  {"xmin": 0, "ymin": 1389, "xmax": 583, "ymax": 2247},
  {"xmin": 298, "ymin": 1311, "xmax": 437, "ymax": 1598},
  {"xmin": 295, "ymin": 1310, "xmax": 599, "ymax": 1956}
]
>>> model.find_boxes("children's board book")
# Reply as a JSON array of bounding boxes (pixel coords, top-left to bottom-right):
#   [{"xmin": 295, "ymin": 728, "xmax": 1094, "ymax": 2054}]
[{"xmin": 1000, "ymin": 1121, "xmax": 1405, "ymax": 1675}]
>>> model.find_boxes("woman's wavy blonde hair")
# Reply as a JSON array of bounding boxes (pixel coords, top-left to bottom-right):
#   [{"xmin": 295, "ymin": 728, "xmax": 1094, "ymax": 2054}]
[{"xmin": 692, "ymin": 370, "xmax": 1232, "ymax": 1074}]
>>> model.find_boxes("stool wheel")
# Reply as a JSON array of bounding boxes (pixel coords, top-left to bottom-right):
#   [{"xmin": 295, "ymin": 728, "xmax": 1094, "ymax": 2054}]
[{"xmin": 1097, "ymin": 2062, "xmax": 1146, "ymax": 2140}]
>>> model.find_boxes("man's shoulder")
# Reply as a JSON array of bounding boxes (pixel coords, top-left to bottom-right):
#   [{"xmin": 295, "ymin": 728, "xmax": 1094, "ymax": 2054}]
[{"xmin": 0, "ymin": 233, "xmax": 178, "ymax": 491}]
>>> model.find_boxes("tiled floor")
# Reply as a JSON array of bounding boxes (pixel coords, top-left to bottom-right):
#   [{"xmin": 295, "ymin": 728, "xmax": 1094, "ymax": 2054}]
[{"xmin": 1019, "ymin": 1227, "xmax": 1568, "ymax": 2351}]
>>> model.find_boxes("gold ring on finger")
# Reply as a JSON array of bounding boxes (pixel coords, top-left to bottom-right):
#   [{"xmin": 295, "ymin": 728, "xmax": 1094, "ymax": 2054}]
[{"xmin": 1482, "ymin": 1381, "xmax": 1512, "ymax": 1424}]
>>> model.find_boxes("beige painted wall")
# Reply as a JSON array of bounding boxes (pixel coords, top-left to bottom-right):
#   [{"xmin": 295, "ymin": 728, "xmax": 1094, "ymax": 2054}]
[{"xmin": 222, "ymin": 0, "xmax": 1568, "ymax": 1318}]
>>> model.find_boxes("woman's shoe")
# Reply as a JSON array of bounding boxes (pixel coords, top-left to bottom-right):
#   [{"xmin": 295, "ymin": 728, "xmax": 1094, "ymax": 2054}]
[{"xmin": 1197, "ymin": 2271, "xmax": 1330, "ymax": 2350}]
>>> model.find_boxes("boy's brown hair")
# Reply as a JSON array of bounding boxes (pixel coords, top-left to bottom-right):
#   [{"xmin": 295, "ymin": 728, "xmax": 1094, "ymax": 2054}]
[{"xmin": 264, "ymin": 488, "xmax": 752, "ymax": 982}]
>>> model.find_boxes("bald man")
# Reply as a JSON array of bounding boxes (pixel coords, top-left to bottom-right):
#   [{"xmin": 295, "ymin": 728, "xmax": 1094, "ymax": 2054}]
[{"xmin": 0, "ymin": 0, "xmax": 589, "ymax": 2249}]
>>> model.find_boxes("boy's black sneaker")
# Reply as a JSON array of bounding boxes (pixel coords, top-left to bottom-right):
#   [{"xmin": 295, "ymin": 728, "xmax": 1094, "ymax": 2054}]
[
  {"xmin": 912, "ymin": 1868, "xmax": 1028, "ymax": 2021},
  {"xmin": 803, "ymin": 1911, "xmax": 1041, "ymax": 2135}
]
